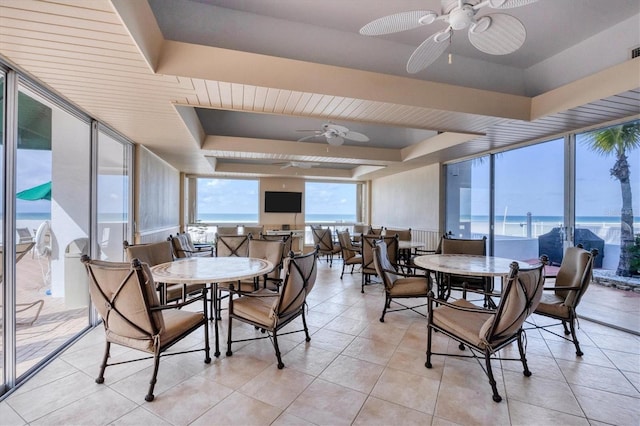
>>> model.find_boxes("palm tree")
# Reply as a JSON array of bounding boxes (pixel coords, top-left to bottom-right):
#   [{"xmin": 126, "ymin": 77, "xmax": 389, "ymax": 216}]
[{"xmin": 583, "ymin": 120, "xmax": 640, "ymax": 276}]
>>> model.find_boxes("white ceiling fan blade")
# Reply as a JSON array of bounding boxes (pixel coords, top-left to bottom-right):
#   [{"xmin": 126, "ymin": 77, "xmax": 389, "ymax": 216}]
[
  {"xmin": 296, "ymin": 162, "xmax": 318, "ymax": 169},
  {"xmin": 489, "ymin": 0, "xmax": 538, "ymax": 9},
  {"xmin": 326, "ymin": 136, "xmax": 344, "ymax": 146},
  {"xmin": 406, "ymin": 30, "xmax": 451, "ymax": 74},
  {"xmin": 359, "ymin": 10, "xmax": 438, "ymax": 36},
  {"xmin": 468, "ymin": 13, "xmax": 525, "ymax": 55},
  {"xmin": 324, "ymin": 123, "xmax": 349, "ymax": 133},
  {"xmin": 280, "ymin": 163, "xmax": 293, "ymax": 169},
  {"xmin": 297, "ymin": 135, "xmax": 321, "ymax": 142},
  {"xmin": 344, "ymin": 131, "xmax": 369, "ymax": 142}
]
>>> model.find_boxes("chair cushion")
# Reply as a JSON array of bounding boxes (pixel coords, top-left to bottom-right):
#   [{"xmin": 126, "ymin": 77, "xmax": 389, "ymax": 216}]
[
  {"xmin": 388, "ymin": 277, "xmax": 429, "ymax": 296},
  {"xmin": 345, "ymin": 255, "xmax": 362, "ymax": 265},
  {"xmin": 232, "ymin": 290, "xmax": 279, "ymax": 328},
  {"xmin": 535, "ymin": 293, "xmax": 570, "ymax": 318},
  {"xmin": 160, "ymin": 309, "xmax": 205, "ymax": 348},
  {"xmin": 432, "ymin": 299, "xmax": 493, "ymax": 348}
]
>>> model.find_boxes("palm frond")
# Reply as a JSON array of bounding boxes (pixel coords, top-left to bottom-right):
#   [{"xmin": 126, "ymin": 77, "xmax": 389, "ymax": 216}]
[{"xmin": 582, "ymin": 121, "xmax": 640, "ymax": 157}]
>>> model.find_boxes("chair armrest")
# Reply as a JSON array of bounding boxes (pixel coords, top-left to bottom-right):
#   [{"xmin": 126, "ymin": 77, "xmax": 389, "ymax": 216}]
[
  {"xmin": 427, "ymin": 291, "xmax": 495, "ymax": 314},
  {"xmin": 150, "ymin": 290, "xmax": 207, "ymax": 311},
  {"xmin": 414, "ymin": 249, "xmax": 436, "ymax": 255},
  {"xmin": 380, "ymin": 267, "xmax": 428, "ymax": 280},
  {"xmin": 227, "ymin": 283, "xmax": 277, "ymax": 298},
  {"xmin": 460, "ymin": 286, "xmax": 502, "ymax": 299},
  {"xmin": 542, "ymin": 285, "xmax": 581, "ymax": 291}
]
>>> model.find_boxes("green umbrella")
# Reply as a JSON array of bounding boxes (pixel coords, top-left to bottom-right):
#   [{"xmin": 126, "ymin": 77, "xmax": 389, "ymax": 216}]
[{"xmin": 16, "ymin": 181, "xmax": 51, "ymax": 201}]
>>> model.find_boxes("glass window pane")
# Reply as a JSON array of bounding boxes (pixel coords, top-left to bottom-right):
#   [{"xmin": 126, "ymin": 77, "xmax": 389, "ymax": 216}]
[
  {"xmin": 445, "ymin": 157, "xmax": 490, "ymax": 241},
  {"xmin": 494, "ymin": 139, "xmax": 564, "ymax": 262},
  {"xmin": 196, "ymin": 178, "xmax": 259, "ymax": 223},
  {"xmin": 575, "ymin": 121, "xmax": 640, "ymax": 331},
  {"xmin": 97, "ymin": 130, "xmax": 131, "ymax": 262},
  {"xmin": 15, "ymin": 85, "xmax": 91, "ymax": 377},
  {"xmin": 305, "ymin": 182, "xmax": 357, "ymax": 223},
  {"xmin": 304, "ymin": 182, "xmax": 357, "ymax": 244}
]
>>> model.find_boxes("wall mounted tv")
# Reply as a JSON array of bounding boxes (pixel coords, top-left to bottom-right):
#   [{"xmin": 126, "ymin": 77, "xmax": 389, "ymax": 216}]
[{"xmin": 264, "ymin": 191, "xmax": 302, "ymax": 213}]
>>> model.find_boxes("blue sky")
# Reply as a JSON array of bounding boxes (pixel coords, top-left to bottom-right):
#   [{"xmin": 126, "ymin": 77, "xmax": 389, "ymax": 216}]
[
  {"xmin": 196, "ymin": 179, "xmax": 357, "ymax": 215},
  {"xmin": 470, "ymin": 137, "xmax": 640, "ymax": 218}
]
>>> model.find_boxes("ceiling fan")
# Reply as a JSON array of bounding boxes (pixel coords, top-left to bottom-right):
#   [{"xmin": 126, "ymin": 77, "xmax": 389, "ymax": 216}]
[
  {"xmin": 297, "ymin": 123, "xmax": 369, "ymax": 146},
  {"xmin": 279, "ymin": 161, "xmax": 320, "ymax": 169},
  {"xmin": 359, "ymin": 0, "xmax": 537, "ymax": 74}
]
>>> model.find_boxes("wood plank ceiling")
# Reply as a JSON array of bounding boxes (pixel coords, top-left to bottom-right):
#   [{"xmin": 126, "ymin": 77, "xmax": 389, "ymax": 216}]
[{"xmin": 0, "ymin": 0, "xmax": 638, "ymax": 180}]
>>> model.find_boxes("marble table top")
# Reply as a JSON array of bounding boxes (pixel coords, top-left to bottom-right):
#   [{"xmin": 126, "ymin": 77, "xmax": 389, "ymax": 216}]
[
  {"xmin": 412, "ymin": 254, "xmax": 532, "ymax": 277},
  {"xmin": 151, "ymin": 257, "xmax": 274, "ymax": 284}
]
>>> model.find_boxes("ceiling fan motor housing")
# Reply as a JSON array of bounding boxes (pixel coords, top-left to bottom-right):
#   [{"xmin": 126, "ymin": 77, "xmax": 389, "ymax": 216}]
[{"xmin": 449, "ymin": 5, "xmax": 476, "ymax": 30}]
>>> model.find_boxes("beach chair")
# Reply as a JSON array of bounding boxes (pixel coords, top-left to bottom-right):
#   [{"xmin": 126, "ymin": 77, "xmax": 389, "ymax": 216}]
[{"xmin": 0, "ymin": 242, "xmax": 44, "ymax": 326}]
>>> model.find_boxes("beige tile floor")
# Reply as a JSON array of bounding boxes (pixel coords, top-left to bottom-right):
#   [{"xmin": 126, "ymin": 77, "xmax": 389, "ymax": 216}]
[{"xmin": 1, "ymin": 260, "xmax": 639, "ymax": 425}]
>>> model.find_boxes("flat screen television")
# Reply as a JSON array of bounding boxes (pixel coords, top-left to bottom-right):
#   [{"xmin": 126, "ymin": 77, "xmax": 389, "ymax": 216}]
[{"xmin": 264, "ymin": 191, "xmax": 302, "ymax": 213}]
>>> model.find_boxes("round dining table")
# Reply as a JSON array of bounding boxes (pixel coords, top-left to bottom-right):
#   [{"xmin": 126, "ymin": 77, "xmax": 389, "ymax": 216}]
[
  {"xmin": 412, "ymin": 254, "xmax": 532, "ymax": 277},
  {"xmin": 151, "ymin": 257, "xmax": 274, "ymax": 357},
  {"xmin": 412, "ymin": 254, "xmax": 535, "ymax": 304}
]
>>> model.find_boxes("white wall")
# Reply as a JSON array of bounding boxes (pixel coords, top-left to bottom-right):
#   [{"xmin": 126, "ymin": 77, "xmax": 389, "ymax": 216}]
[
  {"xmin": 260, "ymin": 177, "xmax": 305, "ymax": 230},
  {"xmin": 371, "ymin": 164, "xmax": 440, "ymax": 230}
]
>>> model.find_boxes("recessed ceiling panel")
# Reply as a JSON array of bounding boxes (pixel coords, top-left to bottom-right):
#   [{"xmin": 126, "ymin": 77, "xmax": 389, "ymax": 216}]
[{"xmin": 196, "ymin": 108, "xmax": 437, "ymax": 149}]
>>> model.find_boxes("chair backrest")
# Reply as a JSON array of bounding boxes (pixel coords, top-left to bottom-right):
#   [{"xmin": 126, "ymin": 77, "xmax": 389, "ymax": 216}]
[
  {"xmin": 385, "ymin": 228, "xmax": 411, "ymax": 241},
  {"xmin": 440, "ymin": 236, "xmax": 487, "ymax": 255},
  {"xmin": 337, "ymin": 230, "xmax": 359, "ymax": 261},
  {"xmin": 169, "ymin": 234, "xmax": 193, "ymax": 258},
  {"xmin": 362, "ymin": 235, "xmax": 399, "ymax": 273},
  {"xmin": 82, "ymin": 257, "xmax": 164, "ymax": 346},
  {"xmin": 248, "ymin": 238, "xmax": 284, "ymax": 278},
  {"xmin": 480, "ymin": 262, "xmax": 545, "ymax": 346},
  {"xmin": 311, "ymin": 226, "xmax": 325, "ymax": 246},
  {"xmin": 352, "ymin": 224, "xmax": 367, "ymax": 242},
  {"xmin": 372, "ymin": 240, "xmax": 398, "ymax": 290},
  {"xmin": 0, "ymin": 242, "xmax": 35, "ymax": 281},
  {"xmin": 180, "ymin": 232, "xmax": 196, "ymax": 250},
  {"xmin": 368, "ymin": 227, "xmax": 383, "ymax": 236},
  {"xmin": 277, "ymin": 250, "xmax": 318, "ymax": 318},
  {"xmin": 243, "ymin": 226, "xmax": 263, "ymax": 236},
  {"xmin": 554, "ymin": 246, "xmax": 597, "ymax": 308},
  {"xmin": 314, "ymin": 228, "xmax": 335, "ymax": 252},
  {"xmin": 216, "ymin": 226, "xmax": 239, "ymax": 236},
  {"xmin": 17, "ymin": 227, "xmax": 33, "ymax": 243},
  {"xmin": 216, "ymin": 234, "xmax": 250, "ymax": 257},
  {"xmin": 260, "ymin": 232, "xmax": 293, "ymax": 259},
  {"xmin": 125, "ymin": 241, "xmax": 174, "ymax": 266}
]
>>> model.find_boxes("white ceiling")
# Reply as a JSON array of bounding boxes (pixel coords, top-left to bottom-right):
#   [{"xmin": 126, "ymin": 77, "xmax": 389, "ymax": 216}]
[{"xmin": 0, "ymin": 0, "xmax": 638, "ymax": 181}]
